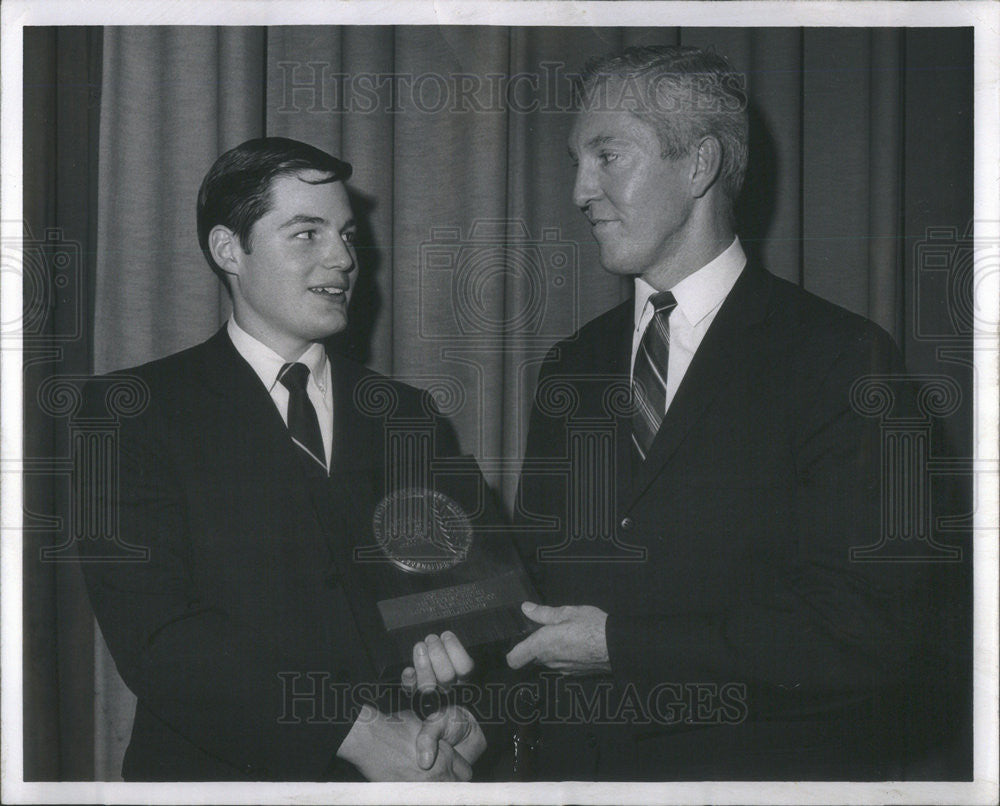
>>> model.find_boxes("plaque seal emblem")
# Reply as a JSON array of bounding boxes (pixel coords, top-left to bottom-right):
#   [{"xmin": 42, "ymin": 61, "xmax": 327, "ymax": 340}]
[{"xmin": 373, "ymin": 488, "xmax": 473, "ymax": 573}]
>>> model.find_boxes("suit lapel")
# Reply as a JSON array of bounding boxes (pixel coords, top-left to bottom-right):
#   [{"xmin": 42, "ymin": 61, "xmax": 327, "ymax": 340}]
[
  {"xmin": 197, "ymin": 327, "xmax": 332, "ymax": 539},
  {"xmin": 322, "ymin": 352, "xmax": 385, "ymax": 549},
  {"xmin": 198, "ymin": 327, "xmax": 295, "ymax": 447},
  {"xmin": 627, "ymin": 265, "xmax": 773, "ymax": 508},
  {"xmin": 597, "ymin": 302, "xmax": 639, "ymax": 505},
  {"xmin": 328, "ymin": 353, "xmax": 382, "ymax": 479},
  {"xmin": 557, "ymin": 301, "xmax": 636, "ymax": 506}
]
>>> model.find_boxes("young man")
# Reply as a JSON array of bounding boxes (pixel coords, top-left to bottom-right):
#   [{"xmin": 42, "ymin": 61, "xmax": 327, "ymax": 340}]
[
  {"xmin": 78, "ymin": 137, "xmax": 484, "ymax": 781},
  {"xmin": 410, "ymin": 46, "xmax": 958, "ymax": 780}
]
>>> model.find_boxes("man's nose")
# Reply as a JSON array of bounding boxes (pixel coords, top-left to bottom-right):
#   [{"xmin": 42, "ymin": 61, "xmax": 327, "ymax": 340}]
[
  {"xmin": 323, "ymin": 236, "xmax": 354, "ymax": 270},
  {"xmin": 572, "ymin": 162, "xmax": 600, "ymax": 210}
]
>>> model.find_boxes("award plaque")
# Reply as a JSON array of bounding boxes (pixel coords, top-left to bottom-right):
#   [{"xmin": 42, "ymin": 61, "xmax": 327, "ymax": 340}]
[{"xmin": 347, "ymin": 462, "xmax": 537, "ymax": 681}]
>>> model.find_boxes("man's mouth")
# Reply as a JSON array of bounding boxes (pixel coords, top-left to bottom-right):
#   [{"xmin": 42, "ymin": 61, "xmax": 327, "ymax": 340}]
[
  {"xmin": 308, "ymin": 285, "xmax": 347, "ymax": 299},
  {"xmin": 590, "ymin": 219, "xmax": 618, "ymax": 233}
]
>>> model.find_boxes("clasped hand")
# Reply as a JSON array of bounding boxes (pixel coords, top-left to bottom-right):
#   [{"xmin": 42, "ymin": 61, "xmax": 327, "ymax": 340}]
[{"xmin": 336, "ymin": 702, "xmax": 485, "ymax": 781}]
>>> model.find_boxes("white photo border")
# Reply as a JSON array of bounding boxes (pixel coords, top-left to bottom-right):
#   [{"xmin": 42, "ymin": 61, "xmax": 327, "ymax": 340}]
[{"xmin": 2, "ymin": 2, "xmax": 997, "ymax": 804}]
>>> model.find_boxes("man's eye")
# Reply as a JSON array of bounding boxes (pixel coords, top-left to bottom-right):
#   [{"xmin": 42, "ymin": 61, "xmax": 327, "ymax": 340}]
[
  {"xmin": 599, "ymin": 151, "xmax": 618, "ymax": 165},
  {"xmin": 342, "ymin": 230, "xmax": 357, "ymax": 246},
  {"xmin": 294, "ymin": 230, "xmax": 316, "ymax": 240}
]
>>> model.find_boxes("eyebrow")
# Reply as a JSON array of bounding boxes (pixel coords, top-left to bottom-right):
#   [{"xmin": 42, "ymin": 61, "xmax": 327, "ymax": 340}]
[
  {"xmin": 278, "ymin": 215, "xmax": 357, "ymax": 232},
  {"xmin": 568, "ymin": 135, "xmax": 627, "ymax": 159},
  {"xmin": 585, "ymin": 135, "xmax": 621, "ymax": 149},
  {"xmin": 279, "ymin": 214, "xmax": 326, "ymax": 229}
]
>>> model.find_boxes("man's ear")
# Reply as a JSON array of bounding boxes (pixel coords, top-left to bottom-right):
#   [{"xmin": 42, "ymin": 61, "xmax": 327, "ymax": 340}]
[
  {"xmin": 208, "ymin": 224, "xmax": 243, "ymax": 279},
  {"xmin": 690, "ymin": 135, "xmax": 723, "ymax": 199}
]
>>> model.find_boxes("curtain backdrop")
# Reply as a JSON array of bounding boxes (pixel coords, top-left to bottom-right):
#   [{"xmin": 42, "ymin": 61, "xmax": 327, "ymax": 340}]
[{"xmin": 24, "ymin": 25, "xmax": 973, "ymax": 780}]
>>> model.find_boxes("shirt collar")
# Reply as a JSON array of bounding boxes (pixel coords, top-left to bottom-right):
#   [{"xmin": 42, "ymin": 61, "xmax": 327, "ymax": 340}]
[
  {"xmin": 227, "ymin": 317, "xmax": 328, "ymax": 394},
  {"xmin": 633, "ymin": 237, "xmax": 747, "ymax": 328}
]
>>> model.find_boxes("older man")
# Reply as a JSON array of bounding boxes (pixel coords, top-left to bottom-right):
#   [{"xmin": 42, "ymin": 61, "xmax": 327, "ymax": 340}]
[{"xmin": 411, "ymin": 46, "xmax": 951, "ymax": 780}]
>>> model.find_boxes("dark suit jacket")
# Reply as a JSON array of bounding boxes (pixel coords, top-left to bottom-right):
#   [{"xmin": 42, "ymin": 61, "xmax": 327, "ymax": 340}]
[
  {"xmin": 514, "ymin": 264, "xmax": 957, "ymax": 779},
  {"xmin": 77, "ymin": 327, "xmax": 460, "ymax": 781}
]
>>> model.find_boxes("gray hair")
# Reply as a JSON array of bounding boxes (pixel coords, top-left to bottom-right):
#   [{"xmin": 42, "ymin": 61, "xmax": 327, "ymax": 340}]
[{"xmin": 578, "ymin": 46, "xmax": 749, "ymax": 207}]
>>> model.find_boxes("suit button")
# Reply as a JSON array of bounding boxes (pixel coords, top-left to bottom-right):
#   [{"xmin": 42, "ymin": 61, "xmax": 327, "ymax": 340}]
[
  {"xmin": 324, "ymin": 571, "xmax": 341, "ymax": 588},
  {"xmin": 586, "ymin": 732, "xmax": 598, "ymax": 748},
  {"xmin": 619, "ymin": 516, "xmax": 634, "ymax": 531}
]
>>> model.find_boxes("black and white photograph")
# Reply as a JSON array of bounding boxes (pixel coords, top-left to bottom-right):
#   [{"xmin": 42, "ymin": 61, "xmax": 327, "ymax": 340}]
[{"xmin": 2, "ymin": 2, "xmax": 997, "ymax": 804}]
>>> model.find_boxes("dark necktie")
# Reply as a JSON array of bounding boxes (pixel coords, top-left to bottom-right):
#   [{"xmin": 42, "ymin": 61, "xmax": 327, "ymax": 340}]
[
  {"xmin": 278, "ymin": 362, "xmax": 327, "ymax": 475},
  {"xmin": 631, "ymin": 291, "xmax": 677, "ymax": 460}
]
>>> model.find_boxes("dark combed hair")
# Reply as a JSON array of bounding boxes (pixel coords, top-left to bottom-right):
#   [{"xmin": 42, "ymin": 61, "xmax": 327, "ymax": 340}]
[
  {"xmin": 196, "ymin": 137, "xmax": 353, "ymax": 287},
  {"xmin": 577, "ymin": 45, "xmax": 749, "ymax": 208}
]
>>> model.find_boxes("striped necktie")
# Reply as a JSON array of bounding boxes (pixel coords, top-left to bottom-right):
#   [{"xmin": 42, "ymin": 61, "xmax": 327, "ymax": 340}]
[
  {"xmin": 631, "ymin": 291, "xmax": 677, "ymax": 461},
  {"xmin": 278, "ymin": 362, "xmax": 327, "ymax": 475}
]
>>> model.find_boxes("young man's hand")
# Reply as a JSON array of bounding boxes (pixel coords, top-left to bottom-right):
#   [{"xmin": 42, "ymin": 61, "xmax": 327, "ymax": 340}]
[
  {"xmin": 335, "ymin": 703, "xmax": 483, "ymax": 781},
  {"xmin": 415, "ymin": 705, "xmax": 487, "ymax": 770},
  {"xmin": 401, "ymin": 631, "xmax": 475, "ymax": 694}
]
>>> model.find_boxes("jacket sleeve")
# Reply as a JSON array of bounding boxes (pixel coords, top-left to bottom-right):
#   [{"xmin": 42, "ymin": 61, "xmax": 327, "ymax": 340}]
[{"xmin": 77, "ymin": 377, "xmax": 360, "ymax": 780}]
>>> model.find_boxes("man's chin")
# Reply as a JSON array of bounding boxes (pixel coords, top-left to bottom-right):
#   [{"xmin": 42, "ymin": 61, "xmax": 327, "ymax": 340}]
[
  {"xmin": 308, "ymin": 313, "xmax": 350, "ymax": 341},
  {"xmin": 596, "ymin": 248, "xmax": 639, "ymax": 277}
]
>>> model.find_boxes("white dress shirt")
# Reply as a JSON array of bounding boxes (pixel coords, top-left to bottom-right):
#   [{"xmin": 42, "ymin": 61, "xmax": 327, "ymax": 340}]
[
  {"xmin": 631, "ymin": 238, "xmax": 746, "ymax": 414},
  {"xmin": 227, "ymin": 318, "xmax": 334, "ymax": 469}
]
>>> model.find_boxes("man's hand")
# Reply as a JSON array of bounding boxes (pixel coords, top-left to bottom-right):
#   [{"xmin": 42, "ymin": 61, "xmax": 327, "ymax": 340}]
[
  {"xmin": 506, "ymin": 602, "xmax": 611, "ymax": 674},
  {"xmin": 415, "ymin": 705, "xmax": 487, "ymax": 770},
  {"xmin": 335, "ymin": 704, "xmax": 476, "ymax": 781},
  {"xmin": 401, "ymin": 632, "xmax": 475, "ymax": 695}
]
